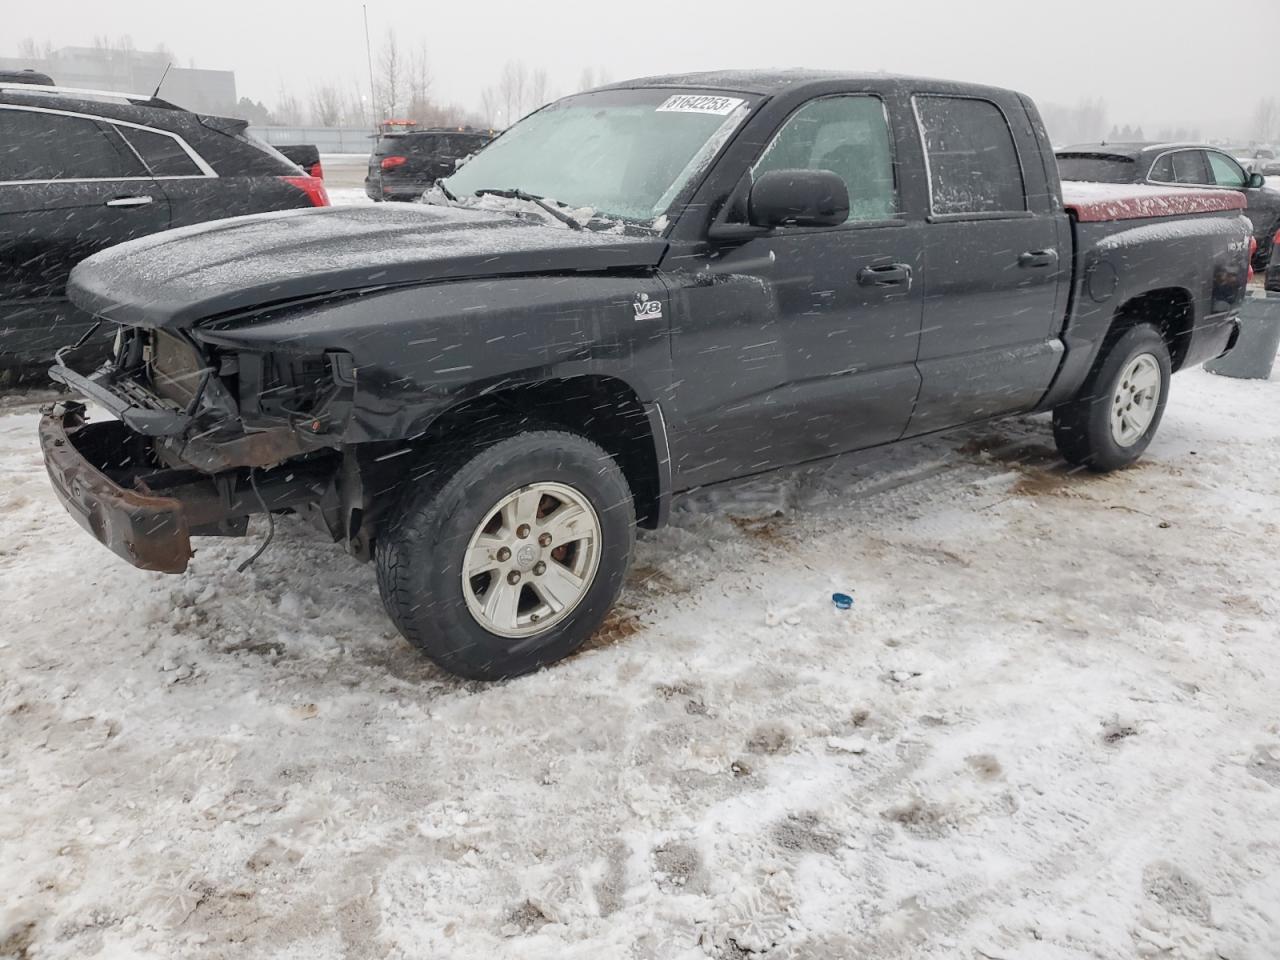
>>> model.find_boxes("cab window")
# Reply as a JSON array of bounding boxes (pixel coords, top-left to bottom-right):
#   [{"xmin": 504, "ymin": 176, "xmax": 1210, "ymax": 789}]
[
  {"xmin": 915, "ymin": 95, "xmax": 1026, "ymax": 215},
  {"xmin": 753, "ymin": 95, "xmax": 898, "ymax": 222}
]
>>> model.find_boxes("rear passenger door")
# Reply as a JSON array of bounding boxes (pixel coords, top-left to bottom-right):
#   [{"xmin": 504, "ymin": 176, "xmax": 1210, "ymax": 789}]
[
  {"xmin": 111, "ymin": 122, "xmax": 227, "ymax": 228},
  {"xmin": 0, "ymin": 106, "xmax": 171, "ymax": 359},
  {"xmin": 905, "ymin": 94, "xmax": 1066, "ymax": 435}
]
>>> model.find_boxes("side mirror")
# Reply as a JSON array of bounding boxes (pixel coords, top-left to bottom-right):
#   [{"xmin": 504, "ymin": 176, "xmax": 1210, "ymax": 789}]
[
  {"xmin": 1247, "ymin": 172, "xmax": 1267, "ymax": 189},
  {"xmin": 748, "ymin": 169, "xmax": 849, "ymax": 229}
]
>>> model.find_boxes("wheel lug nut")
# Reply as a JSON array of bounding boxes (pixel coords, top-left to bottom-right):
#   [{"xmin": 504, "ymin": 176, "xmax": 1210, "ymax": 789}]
[
  {"xmin": 533, "ymin": 561, "xmax": 546, "ymax": 576},
  {"xmin": 516, "ymin": 523, "xmax": 531, "ymax": 539},
  {"xmin": 496, "ymin": 547, "xmax": 511, "ymax": 562},
  {"xmin": 538, "ymin": 532, "xmax": 552, "ymax": 547},
  {"xmin": 507, "ymin": 571, "xmax": 521, "ymax": 585}
]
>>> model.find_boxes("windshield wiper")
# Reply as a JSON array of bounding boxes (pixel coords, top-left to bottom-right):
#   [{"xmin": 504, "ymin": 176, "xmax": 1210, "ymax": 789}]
[
  {"xmin": 435, "ymin": 178, "xmax": 457, "ymax": 202},
  {"xmin": 473, "ymin": 187, "xmax": 584, "ymax": 231}
]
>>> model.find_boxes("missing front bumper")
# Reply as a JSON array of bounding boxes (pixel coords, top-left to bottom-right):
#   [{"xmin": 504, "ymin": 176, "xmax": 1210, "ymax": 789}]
[
  {"xmin": 39, "ymin": 403, "xmax": 336, "ymax": 575},
  {"xmin": 40, "ymin": 403, "xmax": 195, "ymax": 573}
]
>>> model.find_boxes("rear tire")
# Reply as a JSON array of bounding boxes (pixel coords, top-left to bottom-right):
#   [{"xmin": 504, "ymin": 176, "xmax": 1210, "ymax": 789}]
[
  {"xmin": 1052, "ymin": 323, "xmax": 1172, "ymax": 472},
  {"xmin": 375, "ymin": 429, "xmax": 636, "ymax": 680}
]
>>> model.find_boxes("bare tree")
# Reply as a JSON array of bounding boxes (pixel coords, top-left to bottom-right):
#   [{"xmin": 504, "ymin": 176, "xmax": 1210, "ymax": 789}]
[
  {"xmin": 345, "ymin": 86, "xmax": 372, "ymax": 129},
  {"xmin": 1040, "ymin": 97, "xmax": 1107, "ymax": 147},
  {"xmin": 479, "ymin": 87, "xmax": 500, "ymax": 128},
  {"xmin": 17, "ymin": 37, "xmax": 53, "ymax": 61},
  {"xmin": 1252, "ymin": 98, "xmax": 1280, "ymax": 143},
  {"xmin": 274, "ymin": 86, "xmax": 303, "ymax": 126},
  {"xmin": 576, "ymin": 66, "xmax": 611, "ymax": 93},
  {"xmin": 498, "ymin": 60, "xmax": 529, "ymax": 126},
  {"xmin": 310, "ymin": 84, "xmax": 343, "ymax": 126},
  {"xmin": 529, "ymin": 68, "xmax": 551, "ymax": 111},
  {"xmin": 406, "ymin": 42, "xmax": 434, "ymax": 124},
  {"xmin": 377, "ymin": 30, "xmax": 403, "ymax": 120}
]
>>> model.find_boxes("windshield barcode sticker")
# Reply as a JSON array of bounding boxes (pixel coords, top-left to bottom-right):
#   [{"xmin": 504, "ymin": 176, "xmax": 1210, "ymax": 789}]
[{"xmin": 656, "ymin": 94, "xmax": 746, "ymax": 116}]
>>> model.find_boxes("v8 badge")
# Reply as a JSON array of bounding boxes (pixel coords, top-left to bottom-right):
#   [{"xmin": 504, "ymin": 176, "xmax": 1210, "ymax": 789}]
[{"xmin": 633, "ymin": 292, "xmax": 663, "ymax": 320}]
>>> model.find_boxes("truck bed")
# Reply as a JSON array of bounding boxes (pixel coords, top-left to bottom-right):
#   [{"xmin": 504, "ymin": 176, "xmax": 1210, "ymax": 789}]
[{"xmin": 1061, "ymin": 181, "xmax": 1247, "ymax": 222}]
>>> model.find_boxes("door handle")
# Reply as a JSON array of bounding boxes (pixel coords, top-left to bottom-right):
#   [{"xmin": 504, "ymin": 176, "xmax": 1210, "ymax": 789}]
[
  {"xmin": 1018, "ymin": 249, "xmax": 1058, "ymax": 268},
  {"xmin": 105, "ymin": 196, "xmax": 154, "ymax": 208},
  {"xmin": 857, "ymin": 263, "xmax": 912, "ymax": 287}
]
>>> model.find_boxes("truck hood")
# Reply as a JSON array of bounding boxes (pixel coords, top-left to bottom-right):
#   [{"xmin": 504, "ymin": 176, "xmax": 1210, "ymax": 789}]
[{"xmin": 67, "ymin": 204, "xmax": 669, "ymax": 330}]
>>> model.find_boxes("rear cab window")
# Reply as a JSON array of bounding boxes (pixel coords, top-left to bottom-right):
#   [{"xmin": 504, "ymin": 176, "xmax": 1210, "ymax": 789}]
[{"xmin": 913, "ymin": 95, "xmax": 1026, "ymax": 216}]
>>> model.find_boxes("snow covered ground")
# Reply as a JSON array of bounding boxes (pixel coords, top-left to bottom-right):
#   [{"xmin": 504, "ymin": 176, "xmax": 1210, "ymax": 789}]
[
  {"xmin": 2, "ymin": 363, "xmax": 1279, "ymax": 959},
  {"xmin": 324, "ymin": 186, "xmax": 374, "ymax": 207}
]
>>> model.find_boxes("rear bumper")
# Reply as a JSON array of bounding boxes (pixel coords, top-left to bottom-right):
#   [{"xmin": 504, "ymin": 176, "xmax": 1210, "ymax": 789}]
[
  {"xmin": 40, "ymin": 403, "xmax": 194, "ymax": 573},
  {"xmin": 365, "ymin": 176, "xmax": 430, "ymax": 201}
]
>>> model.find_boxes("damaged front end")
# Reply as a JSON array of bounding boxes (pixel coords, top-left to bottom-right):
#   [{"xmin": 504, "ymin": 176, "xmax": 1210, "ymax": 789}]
[{"xmin": 40, "ymin": 326, "xmax": 359, "ymax": 573}]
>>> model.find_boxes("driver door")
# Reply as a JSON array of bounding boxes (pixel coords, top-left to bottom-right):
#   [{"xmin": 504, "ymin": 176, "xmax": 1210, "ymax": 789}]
[{"xmin": 666, "ymin": 93, "xmax": 924, "ymax": 489}]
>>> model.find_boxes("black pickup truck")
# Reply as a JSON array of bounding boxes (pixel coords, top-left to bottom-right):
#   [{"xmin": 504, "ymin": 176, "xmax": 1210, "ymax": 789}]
[{"xmin": 41, "ymin": 71, "xmax": 1252, "ymax": 680}]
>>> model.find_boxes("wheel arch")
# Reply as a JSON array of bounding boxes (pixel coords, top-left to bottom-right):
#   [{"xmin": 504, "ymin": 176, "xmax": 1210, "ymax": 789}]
[
  {"xmin": 376, "ymin": 374, "xmax": 670, "ymax": 532},
  {"xmin": 1105, "ymin": 286, "xmax": 1196, "ymax": 372}
]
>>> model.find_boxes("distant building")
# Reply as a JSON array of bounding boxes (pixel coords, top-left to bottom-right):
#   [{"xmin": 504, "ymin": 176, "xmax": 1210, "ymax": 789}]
[{"xmin": 0, "ymin": 46, "xmax": 236, "ymax": 115}]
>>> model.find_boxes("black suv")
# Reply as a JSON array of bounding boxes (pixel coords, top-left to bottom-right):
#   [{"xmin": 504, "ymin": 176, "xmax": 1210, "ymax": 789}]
[
  {"xmin": 364, "ymin": 128, "xmax": 492, "ymax": 201},
  {"xmin": 0, "ymin": 82, "xmax": 330, "ymax": 374}
]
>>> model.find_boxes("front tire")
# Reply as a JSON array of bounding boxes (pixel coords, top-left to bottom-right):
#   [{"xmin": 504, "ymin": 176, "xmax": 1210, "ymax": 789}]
[
  {"xmin": 375, "ymin": 429, "xmax": 636, "ymax": 680},
  {"xmin": 1052, "ymin": 323, "xmax": 1172, "ymax": 472}
]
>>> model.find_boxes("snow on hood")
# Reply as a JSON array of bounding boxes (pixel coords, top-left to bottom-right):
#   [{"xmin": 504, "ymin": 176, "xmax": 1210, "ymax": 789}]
[{"xmin": 67, "ymin": 204, "xmax": 667, "ymax": 330}]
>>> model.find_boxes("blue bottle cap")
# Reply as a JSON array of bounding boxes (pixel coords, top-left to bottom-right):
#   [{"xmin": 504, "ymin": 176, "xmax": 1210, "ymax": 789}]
[{"xmin": 832, "ymin": 592, "xmax": 853, "ymax": 610}]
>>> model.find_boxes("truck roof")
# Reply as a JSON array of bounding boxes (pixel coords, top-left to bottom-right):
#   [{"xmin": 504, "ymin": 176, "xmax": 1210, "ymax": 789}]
[{"xmin": 600, "ymin": 68, "xmax": 1016, "ymax": 99}]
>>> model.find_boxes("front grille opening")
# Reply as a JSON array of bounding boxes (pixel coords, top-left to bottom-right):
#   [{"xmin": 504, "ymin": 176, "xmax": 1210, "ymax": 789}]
[{"xmin": 259, "ymin": 354, "xmax": 335, "ymax": 418}]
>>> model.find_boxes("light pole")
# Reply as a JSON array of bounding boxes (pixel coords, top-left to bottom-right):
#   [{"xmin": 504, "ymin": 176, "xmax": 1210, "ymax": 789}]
[{"xmin": 363, "ymin": 4, "xmax": 377, "ymax": 133}]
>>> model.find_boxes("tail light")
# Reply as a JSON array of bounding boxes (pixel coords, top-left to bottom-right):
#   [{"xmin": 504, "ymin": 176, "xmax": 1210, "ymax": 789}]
[
  {"xmin": 308, "ymin": 161, "xmax": 324, "ymax": 180},
  {"xmin": 281, "ymin": 175, "xmax": 330, "ymax": 208},
  {"xmin": 1248, "ymin": 236, "xmax": 1258, "ymax": 284},
  {"xmin": 380, "ymin": 155, "xmax": 407, "ymax": 171}
]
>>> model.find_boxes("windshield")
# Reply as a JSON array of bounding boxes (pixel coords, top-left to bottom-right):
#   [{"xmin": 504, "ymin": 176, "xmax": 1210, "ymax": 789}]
[{"xmin": 441, "ymin": 88, "xmax": 756, "ymax": 224}]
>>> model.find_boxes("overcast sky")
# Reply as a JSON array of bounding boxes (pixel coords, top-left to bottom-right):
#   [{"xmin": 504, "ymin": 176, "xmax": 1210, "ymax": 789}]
[{"xmin": 6, "ymin": 0, "xmax": 1274, "ymax": 138}]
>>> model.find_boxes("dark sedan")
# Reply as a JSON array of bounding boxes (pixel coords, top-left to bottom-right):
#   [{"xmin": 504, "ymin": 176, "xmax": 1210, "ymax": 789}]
[{"xmin": 1057, "ymin": 142, "xmax": 1280, "ymax": 270}]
